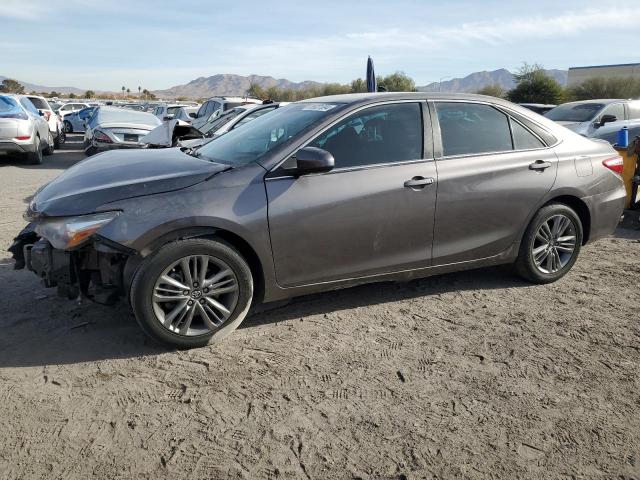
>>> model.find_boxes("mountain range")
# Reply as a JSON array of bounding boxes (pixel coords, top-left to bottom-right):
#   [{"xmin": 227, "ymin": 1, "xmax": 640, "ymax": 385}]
[
  {"xmin": 2, "ymin": 69, "xmax": 569, "ymax": 99},
  {"xmin": 417, "ymin": 68, "xmax": 568, "ymax": 93}
]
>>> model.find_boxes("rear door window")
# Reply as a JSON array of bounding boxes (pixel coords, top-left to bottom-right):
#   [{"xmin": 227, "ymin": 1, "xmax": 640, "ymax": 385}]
[
  {"xmin": 435, "ymin": 102, "xmax": 513, "ymax": 156},
  {"xmin": 28, "ymin": 97, "xmax": 49, "ymax": 110}
]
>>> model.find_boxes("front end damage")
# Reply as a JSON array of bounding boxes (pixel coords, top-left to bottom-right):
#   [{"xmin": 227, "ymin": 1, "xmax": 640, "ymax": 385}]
[{"xmin": 9, "ymin": 224, "xmax": 132, "ymax": 305}]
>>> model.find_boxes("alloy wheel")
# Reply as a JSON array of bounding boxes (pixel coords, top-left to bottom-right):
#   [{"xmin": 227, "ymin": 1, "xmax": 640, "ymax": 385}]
[
  {"xmin": 532, "ymin": 214, "xmax": 577, "ymax": 274},
  {"xmin": 151, "ymin": 255, "xmax": 239, "ymax": 336}
]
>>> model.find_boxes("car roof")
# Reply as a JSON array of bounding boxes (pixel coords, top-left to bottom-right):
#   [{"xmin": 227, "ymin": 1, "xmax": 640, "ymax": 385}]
[
  {"xmin": 559, "ymin": 99, "xmax": 626, "ymax": 106},
  {"xmin": 298, "ymin": 91, "xmax": 522, "ymax": 106}
]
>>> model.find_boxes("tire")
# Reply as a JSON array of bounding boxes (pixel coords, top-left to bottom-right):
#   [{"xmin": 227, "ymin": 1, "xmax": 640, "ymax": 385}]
[
  {"xmin": 130, "ymin": 238, "xmax": 254, "ymax": 348},
  {"xmin": 53, "ymin": 128, "xmax": 61, "ymax": 148},
  {"xmin": 515, "ymin": 203, "xmax": 583, "ymax": 284},
  {"xmin": 64, "ymin": 120, "xmax": 72, "ymax": 133},
  {"xmin": 25, "ymin": 135, "xmax": 43, "ymax": 165},
  {"xmin": 43, "ymin": 132, "xmax": 54, "ymax": 155}
]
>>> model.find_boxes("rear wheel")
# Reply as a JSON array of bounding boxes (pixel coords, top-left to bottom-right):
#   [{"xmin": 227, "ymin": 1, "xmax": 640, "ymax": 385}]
[
  {"xmin": 25, "ymin": 135, "xmax": 43, "ymax": 165},
  {"xmin": 130, "ymin": 238, "xmax": 253, "ymax": 348},
  {"xmin": 43, "ymin": 132, "xmax": 54, "ymax": 155},
  {"xmin": 515, "ymin": 203, "xmax": 583, "ymax": 283}
]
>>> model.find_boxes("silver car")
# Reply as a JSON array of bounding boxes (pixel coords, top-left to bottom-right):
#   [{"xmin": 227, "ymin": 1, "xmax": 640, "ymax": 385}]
[
  {"xmin": 546, "ymin": 99, "xmax": 640, "ymax": 144},
  {"xmin": 12, "ymin": 93, "xmax": 626, "ymax": 348},
  {"xmin": 84, "ymin": 106, "xmax": 161, "ymax": 155},
  {"xmin": 0, "ymin": 94, "xmax": 54, "ymax": 164}
]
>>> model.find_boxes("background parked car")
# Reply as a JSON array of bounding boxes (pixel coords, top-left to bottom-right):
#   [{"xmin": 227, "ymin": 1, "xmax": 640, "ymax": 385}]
[
  {"xmin": 545, "ymin": 99, "xmax": 640, "ymax": 144},
  {"xmin": 0, "ymin": 94, "xmax": 54, "ymax": 164},
  {"xmin": 25, "ymin": 95, "xmax": 65, "ymax": 148},
  {"xmin": 153, "ymin": 103, "xmax": 193, "ymax": 121},
  {"xmin": 64, "ymin": 106, "xmax": 97, "ymax": 133},
  {"xmin": 191, "ymin": 96, "xmax": 262, "ymax": 129},
  {"xmin": 172, "ymin": 106, "xmax": 199, "ymax": 123},
  {"xmin": 84, "ymin": 106, "xmax": 161, "ymax": 155},
  {"xmin": 519, "ymin": 103, "xmax": 556, "ymax": 115},
  {"xmin": 56, "ymin": 102, "xmax": 90, "ymax": 119}
]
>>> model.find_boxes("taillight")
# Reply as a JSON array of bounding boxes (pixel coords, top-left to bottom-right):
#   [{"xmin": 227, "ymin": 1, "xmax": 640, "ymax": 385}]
[
  {"xmin": 43, "ymin": 111, "xmax": 51, "ymax": 121},
  {"xmin": 94, "ymin": 130, "xmax": 112, "ymax": 143},
  {"xmin": 14, "ymin": 136, "xmax": 31, "ymax": 141},
  {"xmin": 602, "ymin": 156, "xmax": 624, "ymax": 175}
]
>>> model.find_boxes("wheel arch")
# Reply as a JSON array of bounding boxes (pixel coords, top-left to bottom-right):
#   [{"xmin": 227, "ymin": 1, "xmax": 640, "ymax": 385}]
[
  {"xmin": 543, "ymin": 195, "xmax": 591, "ymax": 244},
  {"xmin": 123, "ymin": 226, "xmax": 266, "ymax": 304}
]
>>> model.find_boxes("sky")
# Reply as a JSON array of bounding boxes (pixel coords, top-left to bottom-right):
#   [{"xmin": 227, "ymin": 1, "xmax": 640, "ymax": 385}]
[{"xmin": 2, "ymin": 0, "xmax": 640, "ymax": 91}]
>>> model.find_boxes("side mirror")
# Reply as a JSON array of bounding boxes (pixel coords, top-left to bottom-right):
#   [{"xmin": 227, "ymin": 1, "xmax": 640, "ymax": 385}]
[
  {"xmin": 189, "ymin": 112, "xmax": 197, "ymax": 118},
  {"xmin": 294, "ymin": 147, "xmax": 335, "ymax": 176},
  {"xmin": 596, "ymin": 114, "xmax": 617, "ymax": 127},
  {"xmin": 39, "ymin": 111, "xmax": 45, "ymax": 116}
]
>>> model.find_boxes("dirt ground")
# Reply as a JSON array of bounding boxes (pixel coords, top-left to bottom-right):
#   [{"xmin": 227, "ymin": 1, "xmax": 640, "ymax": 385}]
[{"xmin": 0, "ymin": 135, "xmax": 638, "ymax": 480}]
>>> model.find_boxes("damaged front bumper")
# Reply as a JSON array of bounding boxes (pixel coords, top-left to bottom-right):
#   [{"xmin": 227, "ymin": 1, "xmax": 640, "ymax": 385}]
[{"xmin": 9, "ymin": 223, "xmax": 131, "ymax": 305}]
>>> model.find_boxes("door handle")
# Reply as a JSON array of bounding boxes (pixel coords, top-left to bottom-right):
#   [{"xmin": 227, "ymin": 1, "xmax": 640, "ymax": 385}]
[
  {"xmin": 529, "ymin": 160, "xmax": 552, "ymax": 171},
  {"xmin": 404, "ymin": 176, "xmax": 435, "ymax": 189}
]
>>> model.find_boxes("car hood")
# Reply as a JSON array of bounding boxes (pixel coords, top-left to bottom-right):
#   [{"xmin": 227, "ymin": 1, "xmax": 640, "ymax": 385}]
[
  {"xmin": 29, "ymin": 147, "xmax": 229, "ymax": 217},
  {"xmin": 555, "ymin": 121, "xmax": 585, "ymax": 132}
]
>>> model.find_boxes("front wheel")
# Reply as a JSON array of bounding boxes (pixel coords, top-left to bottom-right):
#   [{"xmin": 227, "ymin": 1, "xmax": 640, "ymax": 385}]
[
  {"xmin": 130, "ymin": 238, "xmax": 254, "ymax": 348},
  {"xmin": 64, "ymin": 120, "xmax": 72, "ymax": 133},
  {"xmin": 515, "ymin": 203, "xmax": 583, "ymax": 284}
]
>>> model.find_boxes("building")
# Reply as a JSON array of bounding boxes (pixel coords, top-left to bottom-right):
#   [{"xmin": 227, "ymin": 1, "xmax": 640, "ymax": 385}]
[{"xmin": 567, "ymin": 63, "xmax": 640, "ymax": 86}]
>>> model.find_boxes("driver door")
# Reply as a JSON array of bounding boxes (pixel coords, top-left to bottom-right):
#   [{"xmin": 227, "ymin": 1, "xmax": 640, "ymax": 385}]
[
  {"xmin": 591, "ymin": 102, "xmax": 626, "ymax": 143},
  {"xmin": 265, "ymin": 102, "xmax": 437, "ymax": 287}
]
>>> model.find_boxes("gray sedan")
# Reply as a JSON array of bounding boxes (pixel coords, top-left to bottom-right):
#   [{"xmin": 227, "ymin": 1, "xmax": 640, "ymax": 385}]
[
  {"xmin": 84, "ymin": 106, "xmax": 161, "ymax": 155},
  {"xmin": 12, "ymin": 93, "xmax": 626, "ymax": 348}
]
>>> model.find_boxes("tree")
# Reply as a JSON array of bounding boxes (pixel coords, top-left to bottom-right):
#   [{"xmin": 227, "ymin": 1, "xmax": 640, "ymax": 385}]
[
  {"xmin": 84, "ymin": 90, "xmax": 95, "ymax": 99},
  {"xmin": 506, "ymin": 63, "xmax": 564, "ymax": 104},
  {"xmin": 138, "ymin": 86, "xmax": 141, "ymax": 96},
  {"xmin": 476, "ymin": 84, "xmax": 505, "ymax": 98},
  {"xmin": 68, "ymin": 93, "xmax": 76, "ymax": 99},
  {"xmin": 247, "ymin": 83, "xmax": 267, "ymax": 99},
  {"xmin": 567, "ymin": 77, "xmax": 640, "ymax": 101},
  {"xmin": 121, "ymin": 86, "xmax": 125, "ymax": 98},
  {"xmin": 48, "ymin": 91, "xmax": 59, "ymax": 98},
  {"xmin": 0, "ymin": 78, "xmax": 25, "ymax": 94},
  {"xmin": 350, "ymin": 78, "xmax": 367, "ymax": 93},
  {"xmin": 126, "ymin": 88, "xmax": 131, "ymax": 97},
  {"xmin": 377, "ymin": 72, "xmax": 416, "ymax": 92}
]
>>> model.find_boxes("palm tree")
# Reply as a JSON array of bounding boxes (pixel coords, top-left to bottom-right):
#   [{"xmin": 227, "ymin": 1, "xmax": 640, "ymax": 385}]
[
  {"xmin": 121, "ymin": 86, "xmax": 125, "ymax": 99},
  {"xmin": 138, "ymin": 86, "xmax": 141, "ymax": 97},
  {"xmin": 126, "ymin": 88, "xmax": 130, "ymax": 98}
]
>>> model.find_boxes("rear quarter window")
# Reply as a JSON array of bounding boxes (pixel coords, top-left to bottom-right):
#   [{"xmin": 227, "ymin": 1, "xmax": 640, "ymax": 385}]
[{"xmin": 0, "ymin": 96, "xmax": 28, "ymax": 119}]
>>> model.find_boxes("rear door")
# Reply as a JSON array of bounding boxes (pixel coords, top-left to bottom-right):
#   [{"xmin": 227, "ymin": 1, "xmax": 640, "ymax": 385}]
[
  {"xmin": 266, "ymin": 101, "xmax": 438, "ymax": 287},
  {"xmin": 431, "ymin": 101, "xmax": 557, "ymax": 265}
]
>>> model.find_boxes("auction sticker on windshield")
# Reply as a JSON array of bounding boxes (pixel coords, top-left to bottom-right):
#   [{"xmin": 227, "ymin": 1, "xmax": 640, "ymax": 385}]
[{"xmin": 301, "ymin": 103, "xmax": 338, "ymax": 112}]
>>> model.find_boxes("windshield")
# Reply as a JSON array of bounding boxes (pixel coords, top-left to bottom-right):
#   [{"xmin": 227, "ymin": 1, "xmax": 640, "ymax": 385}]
[
  {"xmin": 200, "ymin": 108, "xmax": 244, "ymax": 135},
  {"xmin": 545, "ymin": 103, "xmax": 604, "ymax": 122},
  {"xmin": 195, "ymin": 102, "xmax": 346, "ymax": 166}
]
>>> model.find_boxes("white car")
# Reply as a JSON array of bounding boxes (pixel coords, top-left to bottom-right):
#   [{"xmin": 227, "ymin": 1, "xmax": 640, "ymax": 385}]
[
  {"xmin": 56, "ymin": 102, "xmax": 90, "ymax": 119},
  {"xmin": 153, "ymin": 104, "xmax": 193, "ymax": 121},
  {"xmin": 191, "ymin": 96, "xmax": 262, "ymax": 130},
  {"xmin": 26, "ymin": 95, "xmax": 64, "ymax": 148}
]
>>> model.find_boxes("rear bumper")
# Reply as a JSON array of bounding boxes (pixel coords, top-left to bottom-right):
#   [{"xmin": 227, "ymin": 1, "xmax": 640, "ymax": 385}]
[
  {"xmin": 0, "ymin": 139, "xmax": 37, "ymax": 154},
  {"xmin": 584, "ymin": 183, "xmax": 626, "ymax": 242},
  {"xmin": 87, "ymin": 141, "xmax": 144, "ymax": 153}
]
